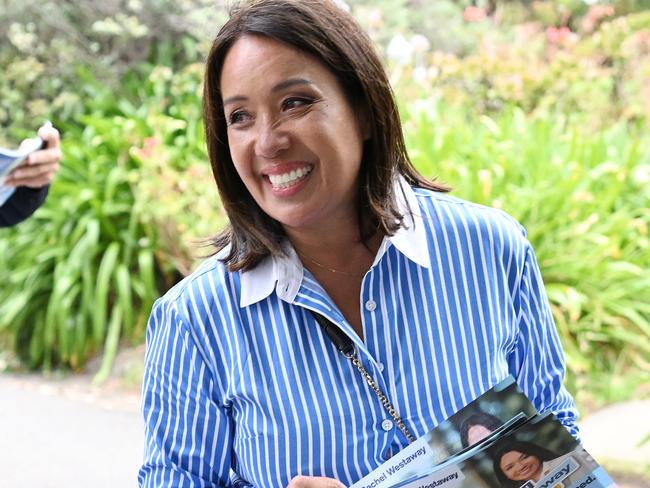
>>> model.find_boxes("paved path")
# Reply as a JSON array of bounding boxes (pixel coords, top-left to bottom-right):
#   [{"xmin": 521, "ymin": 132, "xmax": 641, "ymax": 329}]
[
  {"xmin": 1, "ymin": 372, "xmax": 649, "ymax": 487},
  {"xmin": 580, "ymin": 399, "xmax": 650, "ymax": 487},
  {"xmin": 0, "ymin": 374, "xmax": 142, "ymax": 488}
]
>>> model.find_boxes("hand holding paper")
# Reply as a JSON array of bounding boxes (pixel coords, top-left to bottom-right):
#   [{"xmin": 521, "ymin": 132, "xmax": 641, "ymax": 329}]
[{"xmin": 4, "ymin": 121, "xmax": 61, "ymax": 189}]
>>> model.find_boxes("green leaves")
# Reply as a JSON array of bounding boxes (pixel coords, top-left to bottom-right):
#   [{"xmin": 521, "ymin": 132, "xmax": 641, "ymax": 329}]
[
  {"xmin": 2, "ymin": 4, "xmax": 648, "ymax": 410},
  {"xmin": 0, "ymin": 76, "xmax": 163, "ymax": 375},
  {"xmin": 405, "ymin": 99, "xmax": 650, "ymax": 406}
]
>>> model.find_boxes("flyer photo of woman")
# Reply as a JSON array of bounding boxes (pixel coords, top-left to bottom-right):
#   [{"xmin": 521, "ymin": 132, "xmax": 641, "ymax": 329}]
[
  {"xmin": 496, "ymin": 443, "xmax": 604, "ymax": 488},
  {"xmin": 459, "ymin": 411, "xmax": 504, "ymax": 448},
  {"xmin": 493, "ymin": 440, "xmax": 561, "ymax": 487}
]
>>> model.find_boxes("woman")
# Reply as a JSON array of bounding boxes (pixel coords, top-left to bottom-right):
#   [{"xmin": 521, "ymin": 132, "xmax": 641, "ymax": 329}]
[
  {"xmin": 139, "ymin": 1, "xmax": 578, "ymax": 486},
  {"xmin": 460, "ymin": 411, "xmax": 504, "ymax": 448},
  {"xmin": 493, "ymin": 441, "xmax": 600, "ymax": 488},
  {"xmin": 493, "ymin": 441, "xmax": 563, "ymax": 488}
]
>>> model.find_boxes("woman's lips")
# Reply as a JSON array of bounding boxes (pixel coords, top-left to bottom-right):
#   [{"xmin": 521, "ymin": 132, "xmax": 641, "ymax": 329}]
[
  {"xmin": 518, "ymin": 464, "xmax": 533, "ymax": 478},
  {"xmin": 262, "ymin": 163, "xmax": 314, "ymax": 195},
  {"xmin": 267, "ymin": 165, "xmax": 313, "ymax": 189}
]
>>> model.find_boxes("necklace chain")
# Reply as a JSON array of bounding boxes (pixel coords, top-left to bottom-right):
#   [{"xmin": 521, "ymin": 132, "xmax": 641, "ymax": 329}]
[{"xmin": 297, "ymin": 251, "xmax": 359, "ymax": 277}]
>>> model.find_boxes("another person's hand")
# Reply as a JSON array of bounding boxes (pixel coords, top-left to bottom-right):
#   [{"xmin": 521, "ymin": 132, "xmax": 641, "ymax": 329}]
[
  {"xmin": 287, "ymin": 475, "xmax": 347, "ymax": 488},
  {"xmin": 5, "ymin": 124, "xmax": 61, "ymax": 188}
]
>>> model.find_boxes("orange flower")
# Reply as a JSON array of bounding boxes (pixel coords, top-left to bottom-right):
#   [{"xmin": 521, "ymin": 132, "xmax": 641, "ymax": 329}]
[
  {"xmin": 463, "ymin": 6, "xmax": 486, "ymax": 22},
  {"xmin": 141, "ymin": 136, "xmax": 161, "ymax": 158},
  {"xmin": 546, "ymin": 26, "xmax": 573, "ymax": 45}
]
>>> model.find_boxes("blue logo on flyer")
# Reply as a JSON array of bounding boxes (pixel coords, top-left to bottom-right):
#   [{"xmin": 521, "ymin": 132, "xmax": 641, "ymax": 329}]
[{"xmin": 535, "ymin": 456, "xmax": 579, "ymax": 488}]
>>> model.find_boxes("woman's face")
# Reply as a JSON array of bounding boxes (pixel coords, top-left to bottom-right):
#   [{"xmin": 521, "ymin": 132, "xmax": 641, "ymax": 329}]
[
  {"xmin": 499, "ymin": 450, "xmax": 543, "ymax": 482},
  {"xmin": 467, "ymin": 424, "xmax": 492, "ymax": 446},
  {"xmin": 220, "ymin": 35, "xmax": 367, "ymax": 234}
]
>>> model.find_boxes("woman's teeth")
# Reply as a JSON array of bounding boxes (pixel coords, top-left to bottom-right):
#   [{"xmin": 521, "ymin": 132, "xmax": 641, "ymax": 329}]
[{"xmin": 268, "ymin": 166, "xmax": 312, "ymax": 189}]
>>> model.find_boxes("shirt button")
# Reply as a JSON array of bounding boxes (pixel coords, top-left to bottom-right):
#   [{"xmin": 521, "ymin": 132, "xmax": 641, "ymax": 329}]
[
  {"xmin": 378, "ymin": 362, "xmax": 385, "ymax": 372},
  {"xmin": 365, "ymin": 299, "xmax": 377, "ymax": 311},
  {"xmin": 381, "ymin": 419, "xmax": 394, "ymax": 432}
]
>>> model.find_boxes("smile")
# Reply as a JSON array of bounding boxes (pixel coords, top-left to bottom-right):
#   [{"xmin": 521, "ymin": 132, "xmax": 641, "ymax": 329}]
[
  {"xmin": 268, "ymin": 165, "xmax": 313, "ymax": 189},
  {"xmin": 519, "ymin": 465, "xmax": 532, "ymax": 477}
]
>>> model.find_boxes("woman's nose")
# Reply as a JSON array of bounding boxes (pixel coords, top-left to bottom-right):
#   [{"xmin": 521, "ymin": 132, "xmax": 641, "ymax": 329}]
[{"xmin": 254, "ymin": 119, "xmax": 290, "ymax": 159}]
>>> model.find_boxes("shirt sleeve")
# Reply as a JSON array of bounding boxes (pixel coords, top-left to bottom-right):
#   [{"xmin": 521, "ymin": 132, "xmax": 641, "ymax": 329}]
[
  {"xmin": 139, "ymin": 296, "xmax": 234, "ymax": 487},
  {"xmin": 0, "ymin": 185, "xmax": 49, "ymax": 228},
  {"xmin": 508, "ymin": 243, "xmax": 580, "ymax": 438}
]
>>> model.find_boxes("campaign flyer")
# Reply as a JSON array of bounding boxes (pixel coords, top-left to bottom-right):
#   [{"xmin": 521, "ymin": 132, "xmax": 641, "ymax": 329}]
[{"xmin": 351, "ymin": 376, "xmax": 538, "ymax": 488}]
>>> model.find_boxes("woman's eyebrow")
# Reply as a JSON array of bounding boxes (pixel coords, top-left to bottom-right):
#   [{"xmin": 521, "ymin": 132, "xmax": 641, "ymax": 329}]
[
  {"xmin": 223, "ymin": 95, "xmax": 248, "ymax": 107},
  {"xmin": 223, "ymin": 78, "xmax": 314, "ymax": 107},
  {"xmin": 272, "ymin": 77, "xmax": 313, "ymax": 92}
]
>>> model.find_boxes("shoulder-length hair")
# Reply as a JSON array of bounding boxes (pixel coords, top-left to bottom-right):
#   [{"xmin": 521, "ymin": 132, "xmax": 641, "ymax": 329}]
[
  {"xmin": 491, "ymin": 440, "xmax": 558, "ymax": 488},
  {"xmin": 203, "ymin": 0, "xmax": 447, "ymax": 272}
]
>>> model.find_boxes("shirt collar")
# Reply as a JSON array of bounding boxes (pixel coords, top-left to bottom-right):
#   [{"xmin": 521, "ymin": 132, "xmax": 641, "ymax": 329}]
[
  {"xmin": 378, "ymin": 175, "xmax": 431, "ymax": 269},
  {"xmin": 239, "ymin": 241, "xmax": 303, "ymax": 308},
  {"xmin": 239, "ymin": 176, "xmax": 430, "ymax": 308}
]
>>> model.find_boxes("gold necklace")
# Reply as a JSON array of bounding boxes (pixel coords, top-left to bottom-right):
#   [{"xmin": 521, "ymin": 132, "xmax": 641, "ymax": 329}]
[{"xmin": 297, "ymin": 251, "xmax": 360, "ymax": 277}]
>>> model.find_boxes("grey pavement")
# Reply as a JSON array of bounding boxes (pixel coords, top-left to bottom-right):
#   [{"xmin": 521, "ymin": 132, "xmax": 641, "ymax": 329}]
[
  {"xmin": 0, "ymin": 374, "xmax": 142, "ymax": 488},
  {"xmin": 580, "ymin": 399, "xmax": 650, "ymax": 484},
  {"xmin": 1, "ymin": 372, "xmax": 649, "ymax": 487}
]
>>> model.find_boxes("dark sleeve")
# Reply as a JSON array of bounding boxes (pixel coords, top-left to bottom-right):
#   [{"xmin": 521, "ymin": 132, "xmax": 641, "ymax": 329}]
[{"xmin": 0, "ymin": 185, "xmax": 50, "ymax": 228}]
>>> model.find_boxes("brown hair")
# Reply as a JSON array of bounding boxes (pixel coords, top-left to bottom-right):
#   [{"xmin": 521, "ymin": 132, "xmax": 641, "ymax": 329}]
[{"xmin": 203, "ymin": 0, "xmax": 448, "ymax": 272}]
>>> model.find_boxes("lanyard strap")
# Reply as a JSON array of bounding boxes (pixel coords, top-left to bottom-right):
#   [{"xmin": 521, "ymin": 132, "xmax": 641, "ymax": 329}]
[{"xmin": 311, "ymin": 311, "xmax": 416, "ymax": 444}]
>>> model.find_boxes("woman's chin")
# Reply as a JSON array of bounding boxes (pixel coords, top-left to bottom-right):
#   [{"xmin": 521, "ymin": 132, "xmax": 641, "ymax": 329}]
[{"xmin": 276, "ymin": 215, "xmax": 319, "ymax": 234}]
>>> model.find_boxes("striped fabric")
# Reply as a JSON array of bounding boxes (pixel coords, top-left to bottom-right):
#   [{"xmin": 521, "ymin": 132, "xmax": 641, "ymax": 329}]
[{"xmin": 138, "ymin": 181, "xmax": 578, "ymax": 488}]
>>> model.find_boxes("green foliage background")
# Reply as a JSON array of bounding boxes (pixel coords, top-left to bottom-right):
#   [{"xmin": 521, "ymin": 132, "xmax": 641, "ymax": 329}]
[{"xmin": 1, "ymin": 0, "xmax": 649, "ymax": 410}]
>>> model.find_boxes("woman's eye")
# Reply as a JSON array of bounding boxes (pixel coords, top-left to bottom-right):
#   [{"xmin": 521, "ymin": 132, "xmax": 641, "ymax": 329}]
[
  {"xmin": 282, "ymin": 97, "xmax": 314, "ymax": 111},
  {"xmin": 228, "ymin": 110, "xmax": 250, "ymax": 126}
]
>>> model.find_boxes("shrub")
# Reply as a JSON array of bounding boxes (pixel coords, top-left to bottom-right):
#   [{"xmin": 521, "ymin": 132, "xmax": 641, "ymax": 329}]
[
  {"xmin": 2, "ymin": 1, "xmax": 648, "ymax": 407},
  {"xmin": 0, "ymin": 60, "xmax": 226, "ymax": 375},
  {"xmin": 0, "ymin": 0, "xmax": 222, "ymax": 142},
  {"xmin": 404, "ymin": 97, "xmax": 650, "ymax": 405},
  {"xmin": 0, "ymin": 68, "xmax": 161, "ymax": 373},
  {"xmin": 387, "ymin": 10, "xmax": 650, "ymax": 129}
]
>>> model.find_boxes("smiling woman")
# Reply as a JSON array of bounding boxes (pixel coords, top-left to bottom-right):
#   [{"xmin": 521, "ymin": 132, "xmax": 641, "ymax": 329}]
[
  {"xmin": 202, "ymin": 0, "xmax": 445, "ymax": 278},
  {"xmin": 492, "ymin": 441, "xmax": 559, "ymax": 488},
  {"xmin": 220, "ymin": 35, "xmax": 367, "ymax": 236},
  {"xmin": 138, "ymin": 1, "xmax": 580, "ymax": 487}
]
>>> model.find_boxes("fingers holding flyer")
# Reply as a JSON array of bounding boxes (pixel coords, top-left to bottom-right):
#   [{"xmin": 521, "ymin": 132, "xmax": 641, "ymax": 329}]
[
  {"xmin": 5, "ymin": 122, "xmax": 61, "ymax": 189},
  {"xmin": 0, "ymin": 121, "xmax": 60, "ymax": 224}
]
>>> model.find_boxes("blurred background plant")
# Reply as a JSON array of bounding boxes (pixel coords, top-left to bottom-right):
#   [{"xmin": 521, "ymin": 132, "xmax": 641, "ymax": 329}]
[{"xmin": 1, "ymin": 0, "xmax": 648, "ymax": 413}]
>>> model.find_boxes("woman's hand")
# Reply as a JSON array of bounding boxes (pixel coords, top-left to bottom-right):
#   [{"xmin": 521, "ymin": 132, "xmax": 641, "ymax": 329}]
[
  {"xmin": 287, "ymin": 475, "xmax": 347, "ymax": 488},
  {"xmin": 5, "ymin": 124, "xmax": 61, "ymax": 188}
]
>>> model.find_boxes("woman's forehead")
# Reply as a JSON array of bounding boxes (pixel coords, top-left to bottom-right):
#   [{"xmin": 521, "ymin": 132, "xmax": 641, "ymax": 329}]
[
  {"xmin": 502, "ymin": 450, "xmax": 525, "ymax": 462},
  {"xmin": 220, "ymin": 36, "xmax": 336, "ymax": 96}
]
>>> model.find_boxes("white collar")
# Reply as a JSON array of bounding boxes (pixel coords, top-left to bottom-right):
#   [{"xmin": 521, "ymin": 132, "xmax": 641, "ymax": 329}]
[{"xmin": 239, "ymin": 176, "xmax": 430, "ymax": 308}]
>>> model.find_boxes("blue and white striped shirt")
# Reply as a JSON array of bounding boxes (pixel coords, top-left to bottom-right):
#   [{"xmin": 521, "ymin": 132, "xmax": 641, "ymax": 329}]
[{"xmin": 139, "ymin": 182, "xmax": 578, "ymax": 487}]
